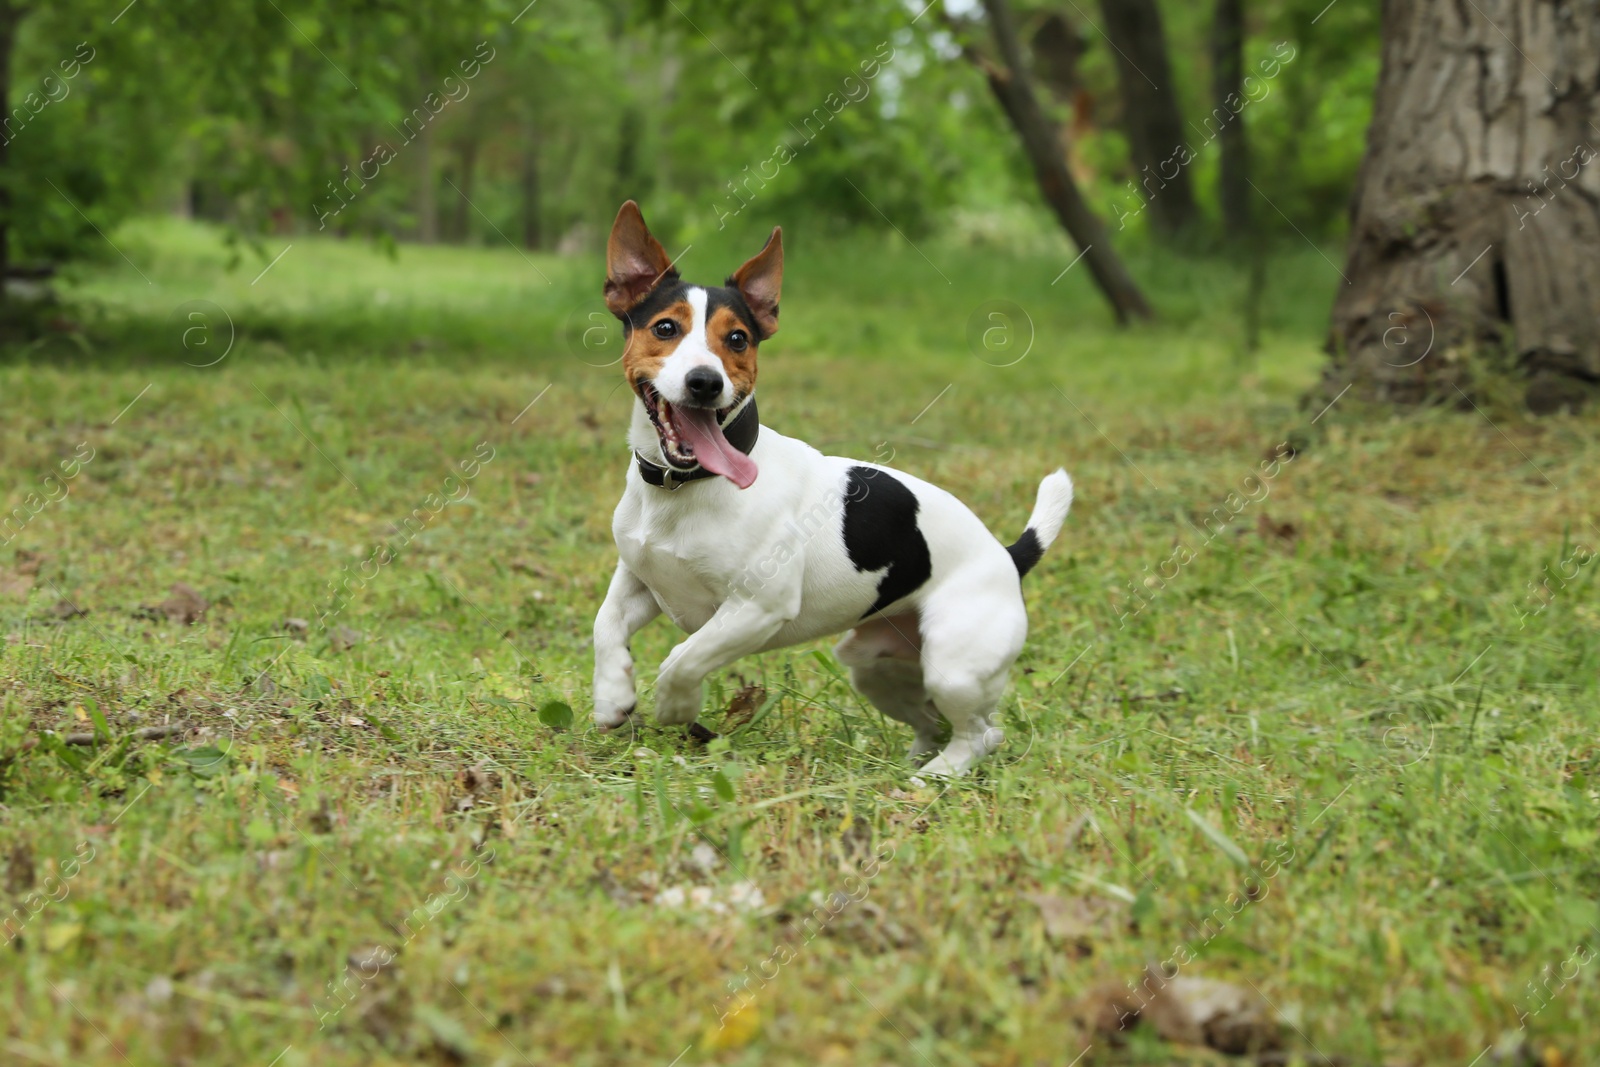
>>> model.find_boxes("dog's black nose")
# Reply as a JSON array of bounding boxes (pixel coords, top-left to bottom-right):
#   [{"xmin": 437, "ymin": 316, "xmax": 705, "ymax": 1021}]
[{"xmin": 685, "ymin": 366, "xmax": 724, "ymax": 405}]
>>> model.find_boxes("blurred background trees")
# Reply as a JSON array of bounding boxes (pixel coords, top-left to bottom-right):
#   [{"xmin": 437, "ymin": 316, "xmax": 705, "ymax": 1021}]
[
  {"xmin": 5, "ymin": 0, "xmax": 1591, "ymax": 411},
  {"xmin": 0, "ymin": 0, "xmax": 1377, "ymax": 263}
]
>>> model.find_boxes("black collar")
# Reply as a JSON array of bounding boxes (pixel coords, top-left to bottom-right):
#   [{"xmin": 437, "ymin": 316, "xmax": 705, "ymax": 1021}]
[{"xmin": 635, "ymin": 398, "xmax": 760, "ymax": 489}]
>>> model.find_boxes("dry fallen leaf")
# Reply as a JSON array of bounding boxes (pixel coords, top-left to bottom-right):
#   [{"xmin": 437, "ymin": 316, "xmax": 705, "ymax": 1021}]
[
  {"xmin": 884, "ymin": 810, "xmax": 931, "ymax": 833},
  {"xmin": 330, "ymin": 625, "xmax": 363, "ymax": 651},
  {"xmin": 722, "ymin": 682, "xmax": 768, "ymax": 731},
  {"xmin": 1256, "ymin": 513, "xmax": 1299, "ymax": 543},
  {"xmin": 1024, "ymin": 893, "xmax": 1116, "ymax": 956},
  {"xmin": 820, "ymin": 896, "xmax": 915, "ymax": 951},
  {"xmin": 459, "ymin": 763, "xmax": 498, "ymax": 793},
  {"xmin": 159, "ymin": 582, "xmax": 209, "ymax": 625},
  {"xmin": 49, "ymin": 599, "xmax": 88, "ymax": 620},
  {"xmin": 450, "ymin": 762, "xmax": 499, "ymax": 812},
  {"xmin": 1083, "ymin": 966, "xmax": 1282, "ymax": 1055}
]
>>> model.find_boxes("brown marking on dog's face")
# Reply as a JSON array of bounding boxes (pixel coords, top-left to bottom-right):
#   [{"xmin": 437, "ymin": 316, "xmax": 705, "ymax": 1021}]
[
  {"xmin": 622, "ymin": 296, "xmax": 693, "ymax": 395},
  {"xmin": 704, "ymin": 304, "xmax": 760, "ymax": 401}
]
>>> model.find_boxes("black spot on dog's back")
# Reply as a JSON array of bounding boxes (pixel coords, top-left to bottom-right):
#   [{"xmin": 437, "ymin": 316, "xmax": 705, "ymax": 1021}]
[{"xmin": 842, "ymin": 466, "xmax": 932, "ymax": 617}]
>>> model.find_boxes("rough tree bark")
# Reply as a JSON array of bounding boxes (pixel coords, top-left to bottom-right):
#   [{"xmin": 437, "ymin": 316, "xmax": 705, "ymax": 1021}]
[
  {"xmin": 961, "ymin": 0, "xmax": 1154, "ymax": 323},
  {"xmin": 1326, "ymin": 0, "xmax": 1600, "ymax": 412},
  {"xmin": 1097, "ymin": 0, "xmax": 1198, "ymax": 237},
  {"xmin": 1210, "ymin": 0, "xmax": 1250, "ymax": 232}
]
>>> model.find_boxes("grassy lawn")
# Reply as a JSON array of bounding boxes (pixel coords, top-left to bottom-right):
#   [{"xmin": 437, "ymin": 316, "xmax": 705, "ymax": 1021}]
[{"xmin": 2, "ymin": 218, "xmax": 1597, "ymax": 1066}]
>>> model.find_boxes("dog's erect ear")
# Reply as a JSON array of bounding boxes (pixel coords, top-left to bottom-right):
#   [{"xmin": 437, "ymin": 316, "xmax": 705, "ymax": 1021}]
[
  {"xmin": 605, "ymin": 201, "xmax": 676, "ymax": 316},
  {"xmin": 731, "ymin": 227, "xmax": 782, "ymax": 339}
]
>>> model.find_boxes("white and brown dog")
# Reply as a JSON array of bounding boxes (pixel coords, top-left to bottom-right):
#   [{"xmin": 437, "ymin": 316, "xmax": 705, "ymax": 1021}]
[{"xmin": 591, "ymin": 201, "xmax": 1073, "ymax": 777}]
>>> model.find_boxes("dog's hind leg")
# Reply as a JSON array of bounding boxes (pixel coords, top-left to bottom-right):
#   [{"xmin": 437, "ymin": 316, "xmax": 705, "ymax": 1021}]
[
  {"xmin": 834, "ymin": 616, "xmax": 942, "ymax": 761},
  {"xmin": 911, "ymin": 572, "xmax": 1027, "ymax": 779},
  {"xmin": 592, "ymin": 562, "xmax": 661, "ymax": 729}
]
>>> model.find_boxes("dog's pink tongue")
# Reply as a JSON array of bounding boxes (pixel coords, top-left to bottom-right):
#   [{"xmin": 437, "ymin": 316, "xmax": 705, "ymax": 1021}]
[{"xmin": 676, "ymin": 406, "xmax": 758, "ymax": 489}]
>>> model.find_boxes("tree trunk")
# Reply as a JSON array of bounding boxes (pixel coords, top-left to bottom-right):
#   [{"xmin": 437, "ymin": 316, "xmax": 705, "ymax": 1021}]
[
  {"xmin": 1210, "ymin": 0, "xmax": 1250, "ymax": 232},
  {"xmin": 1097, "ymin": 0, "xmax": 1198, "ymax": 237},
  {"xmin": 521, "ymin": 122, "xmax": 542, "ymax": 250},
  {"xmin": 972, "ymin": 0, "xmax": 1155, "ymax": 323},
  {"xmin": 1030, "ymin": 13, "xmax": 1083, "ymax": 105},
  {"xmin": 1326, "ymin": 0, "xmax": 1600, "ymax": 413},
  {"xmin": 415, "ymin": 122, "xmax": 437, "ymax": 244},
  {"xmin": 450, "ymin": 137, "xmax": 477, "ymax": 243}
]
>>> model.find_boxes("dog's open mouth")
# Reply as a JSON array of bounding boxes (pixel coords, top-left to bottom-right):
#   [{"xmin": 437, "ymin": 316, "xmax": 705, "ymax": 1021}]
[{"xmin": 637, "ymin": 380, "xmax": 758, "ymax": 488}]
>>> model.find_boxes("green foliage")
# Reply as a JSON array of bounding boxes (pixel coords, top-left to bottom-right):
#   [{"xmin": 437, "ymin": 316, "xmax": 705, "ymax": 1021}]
[
  {"xmin": 0, "ymin": 0, "xmax": 1379, "ymax": 276},
  {"xmin": 1249, "ymin": 0, "xmax": 1382, "ymax": 234}
]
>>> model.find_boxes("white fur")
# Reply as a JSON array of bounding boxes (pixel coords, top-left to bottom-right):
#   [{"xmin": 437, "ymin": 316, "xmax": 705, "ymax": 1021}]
[
  {"xmin": 1022, "ymin": 469, "xmax": 1074, "ymax": 548},
  {"xmin": 593, "ymin": 398, "xmax": 1072, "ymax": 777}
]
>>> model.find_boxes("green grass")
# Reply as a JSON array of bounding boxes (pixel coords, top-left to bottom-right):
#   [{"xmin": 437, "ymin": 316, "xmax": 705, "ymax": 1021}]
[{"xmin": 2, "ymin": 217, "xmax": 1597, "ymax": 1066}]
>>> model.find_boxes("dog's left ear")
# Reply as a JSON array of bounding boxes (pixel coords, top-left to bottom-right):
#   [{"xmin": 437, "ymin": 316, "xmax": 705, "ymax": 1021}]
[{"xmin": 731, "ymin": 227, "xmax": 783, "ymax": 339}]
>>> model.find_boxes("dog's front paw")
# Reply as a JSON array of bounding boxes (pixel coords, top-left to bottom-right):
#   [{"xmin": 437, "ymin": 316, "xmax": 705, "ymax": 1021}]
[
  {"xmin": 593, "ymin": 702, "xmax": 635, "ymax": 730},
  {"xmin": 593, "ymin": 697, "xmax": 636, "ymax": 730},
  {"xmin": 593, "ymin": 662, "xmax": 640, "ymax": 729},
  {"xmin": 653, "ymin": 676, "xmax": 702, "ymax": 726}
]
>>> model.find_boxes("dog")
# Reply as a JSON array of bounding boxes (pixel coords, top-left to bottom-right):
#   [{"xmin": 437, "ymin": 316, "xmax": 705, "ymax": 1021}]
[{"xmin": 591, "ymin": 201, "xmax": 1073, "ymax": 777}]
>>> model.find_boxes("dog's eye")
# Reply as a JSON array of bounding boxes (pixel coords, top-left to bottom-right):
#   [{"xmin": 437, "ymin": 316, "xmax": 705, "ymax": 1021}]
[
  {"xmin": 651, "ymin": 320, "xmax": 679, "ymax": 340},
  {"xmin": 726, "ymin": 330, "xmax": 748, "ymax": 352}
]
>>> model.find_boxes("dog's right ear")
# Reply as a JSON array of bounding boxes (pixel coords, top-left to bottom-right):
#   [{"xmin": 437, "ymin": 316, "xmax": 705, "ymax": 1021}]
[{"xmin": 605, "ymin": 201, "xmax": 676, "ymax": 317}]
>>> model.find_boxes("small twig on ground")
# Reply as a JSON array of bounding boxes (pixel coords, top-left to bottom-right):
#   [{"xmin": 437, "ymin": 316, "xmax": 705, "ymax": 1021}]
[
  {"xmin": 56, "ymin": 722, "xmax": 190, "ymax": 746},
  {"xmin": 1108, "ymin": 688, "xmax": 1187, "ymax": 704}
]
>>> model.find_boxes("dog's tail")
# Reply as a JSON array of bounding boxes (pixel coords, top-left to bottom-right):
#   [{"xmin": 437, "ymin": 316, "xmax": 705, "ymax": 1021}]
[{"xmin": 1006, "ymin": 469, "xmax": 1074, "ymax": 578}]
